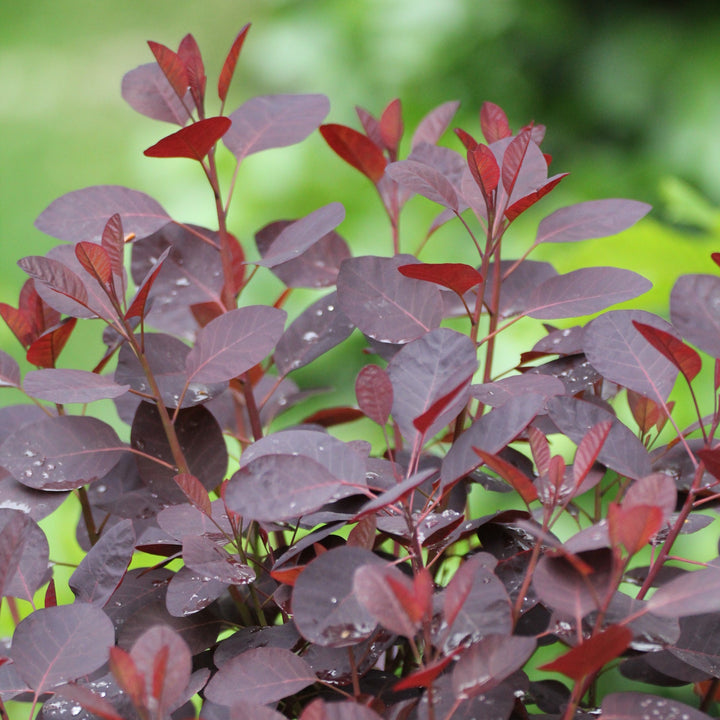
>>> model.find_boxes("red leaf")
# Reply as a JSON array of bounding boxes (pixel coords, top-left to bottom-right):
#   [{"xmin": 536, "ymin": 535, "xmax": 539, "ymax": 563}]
[
  {"xmin": 698, "ymin": 446, "xmax": 720, "ymax": 481},
  {"xmin": 504, "ymin": 173, "xmax": 568, "ymax": 222},
  {"xmin": 540, "ymin": 624, "xmax": 632, "ymax": 680},
  {"xmin": 626, "ymin": 389, "xmax": 665, "ymax": 434},
  {"xmin": 411, "ymin": 100, "xmax": 460, "ymax": 149},
  {"xmin": 379, "ymin": 98, "xmax": 403, "ymax": 156},
  {"xmin": 398, "ymin": 262, "xmax": 482, "ymax": 296},
  {"xmin": 454, "ymin": 128, "xmax": 478, "ymax": 150},
  {"xmin": 412, "ymin": 375, "xmax": 472, "ymax": 435},
  {"xmin": 147, "ymin": 41, "xmax": 188, "ymax": 100},
  {"xmin": 472, "ymin": 447, "xmax": 538, "ymax": 505},
  {"xmin": 144, "ymin": 116, "xmax": 231, "ymax": 161},
  {"xmin": 26, "ymin": 318, "xmax": 77, "ymax": 368},
  {"xmin": 468, "ymin": 144, "xmax": 500, "ymax": 196},
  {"xmin": 75, "ymin": 242, "xmax": 112, "ymax": 286},
  {"xmin": 300, "ymin": 406, "xmax": 365, "ymax": 427},
  {"xmin": 501, "ymin": 128, "xmax": 533, "ymax": 197},
  {"xmin": 21, "ymin": 279, "xmax": 60, "ymax": 335},
  {"xmin": 174, "ymin": 473, "xmax": 212, "ymax": 516},
  {"xmin": 320, "ymin": 124, "xmax": 387, "ymax": 183},
  {"xmin": 608, "ymin": 503, "xmax": 664, "ymax": 556},
  {"xmin": 527, "ymin": 426, "xmax": 551, "ymax": 475},
  {"xmin": 633, "ymin": 320, "xmax": 702, "ymax": 384},
  {"xmin": 0, "ymin": 302, "xmax": 34, "ymax": 347},
  {"xmin": 109, "ymin": 647, "xmax": 146, "ymax": 708},
  {"xmin": 480, "ymin": 101, "xmax": 512, "ymax": 143},
  {"xmin": 218, "ymin": 24, "xmax": 251, "ymax": 104},
  {"xmin": 355, "ymin": 364, "xmax": 393, "ymax": 426},
  {"xmin": 125, "ymin": 246, "xmax": 171, "ymax": 320},
  {"xmin": 177, "ymin": 34, "xmax": 206, "ymax": 113},
  {"xmin": 393, "ymin": 653, "xmax": 456, "ymax": 691},
  {"xmin": 53, "ymin": 684, "xmax": 125, "ymax": 720},
  {"xmin": 101, "ymin": 214, "xmax": 125, "ymax": 278},
  {"xmin": 44, "ymin": 578, "xmax": 57, "ymax": 608},
  {"xmin": 573, "ymin": 420, "xmax": 612, "ymax": 489}
]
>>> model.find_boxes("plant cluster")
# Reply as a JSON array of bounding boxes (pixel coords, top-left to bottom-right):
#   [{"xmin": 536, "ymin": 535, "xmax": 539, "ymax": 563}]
[{"xmin": 3, "ymin": 24, "xmax": 720, "ymax": 720}]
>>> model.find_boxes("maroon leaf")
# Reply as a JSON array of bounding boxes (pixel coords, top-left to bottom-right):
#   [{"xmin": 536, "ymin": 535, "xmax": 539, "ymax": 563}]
[
  {"xmin": 51, "ymin": 682, "xmax": 126, "ymax": 720},
  {"xmin": 121, "ymin": 62, "xmax": 193, "ymax": 125},
  {"xmin": 10, "ymin": 604, "xmax": 115, "ymax": 694},
  {"xmin": 526, "ymin": 267, "xmax": 652, "ymax": 319},
  {"xmin": 584, "ymin": 310, "xmax": 679, "ymax": 400},
  {"xmin": 398, "ymin": 262, "xmax": 482, "ymax": 296},
  {"xmin": 35, "ymin": 186, "xmax": 171, "ymax": 243},
  {"xmin": 253, "ymin": 203, "xmax": 345, "ymax": 268},
  {"xmin": 601, "ymin": 692, "xmax": 711, "ymax": 720},
  {"xmin": 225, "ymin": 94, "xmax": 330, "ymax": 161},
  {"xmin": 204, "ymin": 647, "xmax": 315, "ymax": 706},
  {"xmin": 471, "ymin": 374, "xmax": 564, "ymax": 408},
  {"xmin": 292, "ymin": 546, "xmax": 384, "ymax": 647},
  {"xmin": 0, "ymin": 350, "xmax": 20, "ymax": 388},
  {"xmin": 472, "ymin": 448, "xmax": 538, "ymax": 505},
  {"xmin": 218, "ymin": 24, "xmax": 251, "ymax": 104},
  {"xmin": 144, "ymin": 117, "xmax": 231, "ymax": 161},
  {"xmin": 573, "ymin": 420, "xmax": 612, "ymax": 489},
  {"xmin": 355, "ymin": 364, "xmax": 393, "ymax": 427},
  {"xmin": 177, "ymin": 33, "xmax": 206, "ymax": 111},
  {"xmin": 623, "ymin": 473, "xmax": 677, "ymax": 523},
  {"xmin": 452, "ymin": 634, "xmax": 536, "ymax": 698},
  {"xmin": 125, "ymin": 246, "xmax": 172, "ymax": 320},
  {"xmin": 633, "ymin": 320, "xmax": 701, "ymax": 383},
  {"xmin": 165, "ymin": 566, "xmax": 229, "ymax": 617},
  {"xmin": 540, "ymin": 624, "xmax": 632, "ymax": 680},
  {"xmin": 224, "ymin": 454, "xmax": 341, "ymax": 522},
  {"xmin": 69, "ymin": 519, "xmax": 135, "ymax": 605},
  {"xmin": 0, "ymin": 509, "xmax": 49, "ymax": 602},
  {"xmin": 23, "ymin": 369, "xmax": 129, "ymax": 404},
  {"xmin": 185, "ymin": 306, "xmax": 286, "ymax": 383},
  {"xmin": 174, "ymin": 473, "xmax": 212, "ymax": 516},
  {"xmin": 353, "ymin": 467, "xmax": 436, "ymax": 520},
  {"xmin": 467, "ymin": 143, "xmax": 500, "ymax": 197},
  {"xmin": 670, "ymin": 274, "xmax": 720, "ymax": 358},
  {"xmin": 379, "ymin": 98, "xmax": 403, "ymax": 155},
  {"xmin": 147, "ymin": 41, "xmax": 189, "ymax": 99},
  {"xmin": 320, "ymin": 124, "xmax": 387, "ymax": 183},
  {"xmin": 386, "ymin": 160, "xmax": 458, "ymax": 211},
  {"xmin": 501, "ymin": 129, "xmax": 533, "ymax": 196},
  {"xmin": 411, "ymin": 100, "xmax": 460, "ymax": 149},
  {"xmin": 608, "ymin": 503, "xmax": 664, "ymax": 556},
  {"xmin": 337, "ymin": 255, "xmax": 442, "ymax": 343},
  {"xmin": 182, "ymin": 535, "xmax": 254, "ymax": 585},
  {"xmin": 647, "ymin": 566, "xmax": 720, "ymax": 617},
  {"xmin": 18, "ymin": 255, "xmax": 90, "ymax": 313},
  {"xmin": 101, "ymin": 214, "xmax": 126, "ymax": 283},
  {"xmin": 536, "ymin": 199, "xmax": 652, "ymax": 244},
  {"xmin": 503, "ymin": 172, "xmax": 568, "ymax": 221},
  {"xmin": 414, "ymin": 376, "xmax": 472, "ymax": 435},
  {"xmin": 0, "ymin": 302, "xmax": 34, "ymax": 348},
  {"xmin": 75, "ymin": 242, "xmax": 112, "ymax": 286},
  {"xmin": 480, "ymin": 101, "xmax": 512, "ymax": 143},
  {"xmin": 0, "ymin": 415, "xmax": 124, "ymax": 491}
]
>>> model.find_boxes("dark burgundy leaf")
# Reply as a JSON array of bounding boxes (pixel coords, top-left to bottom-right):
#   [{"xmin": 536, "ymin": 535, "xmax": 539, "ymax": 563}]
[
  {"xmin": 471, "ymin": 374, "xmax": 564, "ymax": 408},
  {"xmin": 157, "ymin": 499, "xmax": 233, "ymax": 542},
  {"xmin": 23, "ymin": 369, "xmax": 129, "ymax": 404},
  {"xmin": 10, "ymin": 604, "xmax": 115, "ymax": 694},
  {"xmin": 452, "ymin": 634, "xmax": 536, "ymax": 698},
  {"xmin": 224, "ymin": 454, "xmax": 341, "ymax": 522},
  {"xmin": 472, "ymin": 448, "xmax": 538, "ymax": 505},
  {"xmin": 388, "ymin": 328, "xmax": 476, "ymax": 443},
  {"xmin": 214, "ymin": 624, "xmax": 300, "ymax": 668},
  {"xmin": 526, "ymin": 267, "xmax": 651, "ymax": 319},
  {"xmin": 49, "ymin": 680, "xmax": 127, "ymax": 720},
  {"xmin": 0, "ymin": 509, "xmax": 49, "ymax": 602},
  {"xmin": 174, "ymin": 473, "xmax": 212, "ymax": 515},
  {"xmin": 623, "ymin": 472, "xmax": 677, "ymax": 523},
  {"xmin": 0, "ymin": 350, "xmax": 20, "ymax": 388},
  {"xmin": 225, "ymin": 94, "xmax": 330, "ymax": 160},
  {"xmin": 75, "ymin": 242, "xmax": 112, "ymax": 286},
  {"xmin": 182, "ymin": 535, "xmax": 254, "ymax": 585},
  {"xmin": 18, "ymin": 255, "xmax": 91, "ymax": 315},
  {"xmin": 131, "ymin": 402, "xmax": 227, "ymax": 503},
  {"xmin": 547, "ymin": 397, "xmax": 651, "ymax": 479},
  {"xmin": 601, "ymin": 692, "xmax": 712, "ymax": 720},
  {"xmin": 354, "ymin": 467, "xmax": 436, "ymax": 520},
  {"xmin": 121, "ymin": 62, "xmax": 194, "ymax": 125},
  {"xmin": 667, "ymin": 613, "xmax": 720, "ymax": 678},
  {"xmin": 584, "ymin": 310, "xmax": 679, "ymax": 400},
  {"xmin": 540, "ymin": 624, "xmax": 632, "ymax": 680},
  {"xmin": 670, "ymin": 274, "xmax": 720, "ymax": 358},
  {"xmin": 253, "ymin": 203, "xmax": 345, "ymax": 268},
  {"xmin": 69, "ymin": 519, "xmax": 135, "ymax": 606},
  {"xmin": 480, "ymin": 102, "xmax": 512, "ymax": 143},
  {"xmin": 633, "ymin": 320, "xmax": 701, "ymax": 383},
  {"xmin": 165, "ymin": 566, "xmax": 228, "ymax": 616},
  {"xmin": 411, "ymin": 100, "xmax": 460, "ymax": 148},
  {"xmin": 301, "ymin": 699, "xmax": 384, "ymax": 720},
  {"xmin": 647, "ymin": 566, "xmax": 720, "ymax": 617},
  {"xmin": 337, "ymin": 255, "xmax": 442, "ymax": 343},
  {"xmin": 386, "ymin": 160, "xmax": 459, "ymax": 210},
  {"xmin": 26, "ymin": 317, "xmax": 77, "ymax": 368},
  {"xmin": 417, "ymin": 673, "xmax": 516, "ymax": 720},
  {"xmin": 177, "ymin": 33, "xmax": 206, "ymax": 111},
  {"xmin": 293, "ymin": 546, "xmax": 384, "ymax": 647},
  {"xmin": 320, "ymin": 123, "xmax": 387, "ymax": 183},
  {"xmin": 0, "ymin": 510, "xmax": 25, "ymax": 598},
  {"xmin": 125, "ymin": 246, "xmax": 172, "ymax": 321},
  {"xmin": 35, "ymin": 186, "xmax": 171, "ymax": 244},
  {"xmin": 185, "ymin": 306, "xmax": 286, "ymax": 383},
  {"xmin": 355, "ymin": 364, "xmax": 393, "ymax": 426},
  {"xmin": 144, "ymin": 116, "xmax": 231, "ymax": 161},
  {"xmin": 218, "ymin": 24, "xmax": 251, "ymax": 104},
  {"xmin": 204, "ymin": 647, "xmax": 315, "ymax": 706},
  {"xmin": 0, "ymin": 415, "xmax": 125, "ymax": 491},
  {"xmin": 608, "ymin": 502, "xmax": 663, "ymax": 556},
  {"xmin": 536, "ymin": 199, "xmax": 652, "ymax": 244},
  {"xmin": 0, "ymin": 469, "xmax": 67, "ymax": 522},
  {"xmin": 398, "ymin": 262, "xmax": 482, "ymax": 296}
]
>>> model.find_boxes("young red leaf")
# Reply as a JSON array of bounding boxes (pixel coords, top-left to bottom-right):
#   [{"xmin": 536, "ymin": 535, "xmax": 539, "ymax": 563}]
[
  {"xmin": 347, "ymin": 515, "xmax": 377, "ymax": 550},
  {"xmin": 174, "ymin": 472, "xmax": 212, "ymax": 516},
  {"xmin": 393, "ymin": 653, "xmax": 456, "ymax": 691},
  {"xmin": 0, "ymin": 302, "xmax": 34, "ymax": 347},
  {"xmin": 411, "ymin": 100, "xmax": 460, "ymax": 149},
  {"xmin": 320, "ymin": 124, "xmax": 387, "ymax": 183},
  {"xmin": 633, "ymin": 319, "xmax": 702, "ymax": 384},
  {"xmin": 472, "ymin": 447, "xmax": 538, "ymax": 505},
  {"xmin": 218, "ymin": 23, "xmax": 251, "ymax": 104},
  {"xmin": 573, "ymin": 420, "xmax": 612, "ymax": 489},
  {"xmin": 75, "ymin": 242, "xmax": 112, "ymax": 286},
  {"xmin": 101, "ymin": 214, "xmax": 125, "ymax": 278},
  {"xmin": 626, "ymin": 389, "xmax": 664, "ymax": 434},
  {"xmin": 398, "ymin": 262, "xmax": 482, "ymax": 296},
  {"xmin": 44, "ymin": 578, "xmax": 57, "ymax": 608},
  {"xmin": 144, "ymin": 116, "xmax": 231, "ymax": 161},
  {"xmin": 501, "ymin": 128, "xmax": 533, "ymax": 196},
  {"xmin": 413, "ymin": 375, "xmax": 473, "ymax": 436},
  {"xmin": 454, "ymin": 127, "xmax": 478, "ymax": 150},
  {"xmin": 539, "ymin": 624, "xmax": 632, "ymax": 680},
  {"xmin": 300, "ymin": 406, "xmax": 365, "ymax": 427},
  {"xmin": 467, "ymin": 143, "xmax": 500, "ymax": 197},
  {"xmin": 355, "ymin": 364, "xmax": 393, "ymax": 426},
  {"xmin": 147, "ymin": 41, "xmax": 189, "ymax": 100},
  {"xmin": 124, "ymin": 246, "xmax": 171, "ymax": 320},
  {"xmin": 379, "ymin": 98, "xmax": 403, "ymax": 157},
  {"xmin": 385, "ymin": 160, "xmax": 459, "ymax": 211},
  {"xmin": 26, "ymin": 317, "xmax": 77, "ymax": 368},
  {"xmin": 504, "ymin": 172, "xmax": 568, "ymax": 222},
  {"xmin": 527, "ymin": 426, "xmax": 551, "ymax": 475},
  {"xmin": 608, "ymin": 502, "xmax": 664, "ymax": 556},
  {"xmin": 480, "ymin": 101, "xmax": 512, "ymax": 143},
  {"xmin": 177, "ymin": 33, "xmax": 206, "ymax": 113},
  {"xmin": 109, "ymin": 646, "xmax": 147, "ymax": 709}
]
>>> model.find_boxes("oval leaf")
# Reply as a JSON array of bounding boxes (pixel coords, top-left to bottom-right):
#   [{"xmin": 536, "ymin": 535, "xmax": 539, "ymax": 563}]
[
  {"xmin": 355, "ymin": 364, "xmax": 393, "ymax": 427},
  {"xmin": 320, "ymin": 124, "xmax": 387, "ymax": 183},
  {"xmin": 386, "ymin": 160, "xmax": 458, "ymax": 210},
  {"xmin": 670, "ymin": 274, "xmax": 720, "ymax": 358},
  {"xmin": 23, "ymin": 369, "xmax": 129, "ymax": 404},
  {"xmin": 144, "ymin": 117, "xmax": 232, "ymax": 161}
]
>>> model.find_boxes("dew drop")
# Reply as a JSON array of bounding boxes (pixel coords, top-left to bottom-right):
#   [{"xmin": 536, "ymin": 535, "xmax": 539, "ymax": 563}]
[
  {"xmin": 96, "ymin": 484, "xmax": 107, "ymax": 494},
  {"xmin": 23, "ymin": 469, "xmax": 33, "ymax": 478},
  {"xmin": 302, "ymin": 330, "xmax": 319, "ymax": 342},
  {"xmin": 23, "ymin": 449, "xmax": 37, "ymax": 458},
  {"xmin": 175, "ymin": 277, "xmax": 190, "ymax": 287},
  {"xmin": 326, "ymin": 304, "xmax": 335, "ymax": 311},
  {"xmin": 70, "ymin": 706, "xmax": 82, "ymax": 716}
]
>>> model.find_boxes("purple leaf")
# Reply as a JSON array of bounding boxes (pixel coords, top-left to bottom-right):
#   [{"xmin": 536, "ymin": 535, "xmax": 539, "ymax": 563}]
[
  {"xmin": 204, "ymin": 647, "xmax": 315, "ymax": 706},
  {"xmin": 185, "ymin": 306, "xmax": 286, "ymax": 383},
  {"xmin": 35, "ymin": 186, "xmax": 171, "ymax": 243},
  {"xmin": 224, "ymin": 94, "xmax": 330, "ymax": 161},
  {"xmin": 480, "ymin": 260, "xmax": 557, "ymax": 320},
  {"xmin": 536, "ymin": 199, "xmax": 652, "ymax": 244},
  {"xmin": 69, "ymin": 519, "xmax": 135, "ymax": 606},
  {"xmin": 411, "ymin": 100, "xmax": 460, "ymax": 148},
  {"xmin": 0, "ymin": 415, "xmax": 125, "ymax": 491},
  {"xmin": 182, "ymin": 535, "xmax": 255, "ymax": 585},
  {"xmin": 0, "ymin": 470, "xmax": 67, "ymax": 522},
  {"xmin": 471, "ymin": 374, "xmax": 564, "ymax": 408},
  {"xmin": 355, "ymin": 364, "xmax": 393, "ymax": 426},
  {"xmin": 23, "ymin": 369, "xmax": 129, "ymax": 404},
  {"xmin": 386, "ymin": 160, "xmax": 459, "ymax": 210},
  {"xmin": 274, "ymin": 292, "xmax": 354, "ymax": 376},
  {"xmin": 526, "ymin": 267, "xmax": 652, "ymax": 319},
  {"xmin": 0, "ymin": 509, "xmax": 49, "ymax": 602},
  {"xmin": 10, "ymin": 604, "xmax": 115, "ymax": 694},
  {"xmin": 647, "ymin": 566, "xmax": 720, "ymax": 617},
  {"xmin": 157, "ymin": 500, "xmax": 234, "ymax": 543},
  {"xmin": 18, "ymin": 254, "xmax": 92, "ymax": 317},
  {"xmin": 121, "ymin": 62, "xmax": 194, "ymax": 125},
  {"xmin": 387, "ymin": 328, "xmax": 477, "ymax": 444},
  {"xmin": 165, "ymin": 566, "xmax": 229, "ymax": 616},
  {"xmin": 547, "ymin": 396, "xmax": 651, "ymax": 479},
  {"xmin": 224, "ymin": 454, "xmax": 342, "ymax": 522},
  {"xmin": 292, "ymin": 546, "xmax": 384, "ymax": 647},
  {"xmin": 337, "ymin": 255, "xmax": 443, "ymax": 343},
  {"xmin": 583, "ymin": 310, "xmax": 679, "ymax": 400},
  {"xmin": 253, "ymin": 203, "xmax": 345, "ymax": 268},
  {"xmin": 354, "ymin": 467, "xmax": 436, "ymax": 520},
  {"xmin": 601, "ymin": 692, "xmax": 712, "ymax": 720},
  {"xmin": 0, "ymin": 350, "xmax": 20, "ymax": 388},
  {"xmin": 670, "ymin": 274, "xmax": 720, "ymax": 358}
]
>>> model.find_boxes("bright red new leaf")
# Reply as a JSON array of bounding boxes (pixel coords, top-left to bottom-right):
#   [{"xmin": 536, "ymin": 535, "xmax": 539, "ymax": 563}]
[
  {"xmin": 473, "ymin": 446, "xmax": 538, "ymax": 505},
  {"xmin": 218, "ymin": 24, "xmax": 251, "ymax": 104},
  {"xmin": 379, "ymin": 98, "xmax": 403, "ymax": 157},
  {"xmin": 608, "ymin": 502, "xmax": 664, "ymax": 556},
  {"xmin": 178, "ymin": 33, "xmax": 206, "ymax": 113},
  {"xmin": 355, "ymin": 363, "xmax": 393, "ymax": 426},
  {"xmin": 480, "ymin": 101, "xmax": 512, "ymax": 143},
  {"xmin": 633, "ymin": 320, "xmax": 702, "ymax": 384},
  {"xmin": 467, "ymin": 143, "xmax": 500, "ymax": 198},
  {"xmin": 320, "ymin": 123, "xmax": 387, "ymax": 183},
  {"xmin": 75, "ymin": 242, "xmax": 112, "ymax": 286},
  {"xmin": 144, "ymin": 116, "xmax": 231, "ymax": 161},
  {"xmin": 147, "ymin": 41, "xmax": 188, "ymax": 100},
  {"xmin": 398, "ymin": 261, "xmax": 482, "ymax": 297},
  {"xmin": 26, "ymin": 318, "xmax": 77, "ymax": 368}
]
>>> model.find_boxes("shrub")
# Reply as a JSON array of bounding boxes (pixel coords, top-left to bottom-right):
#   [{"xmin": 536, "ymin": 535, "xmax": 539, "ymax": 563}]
[{"xmin": 2, "ymin": 23, "xmax": 720, "ymax": 720}]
